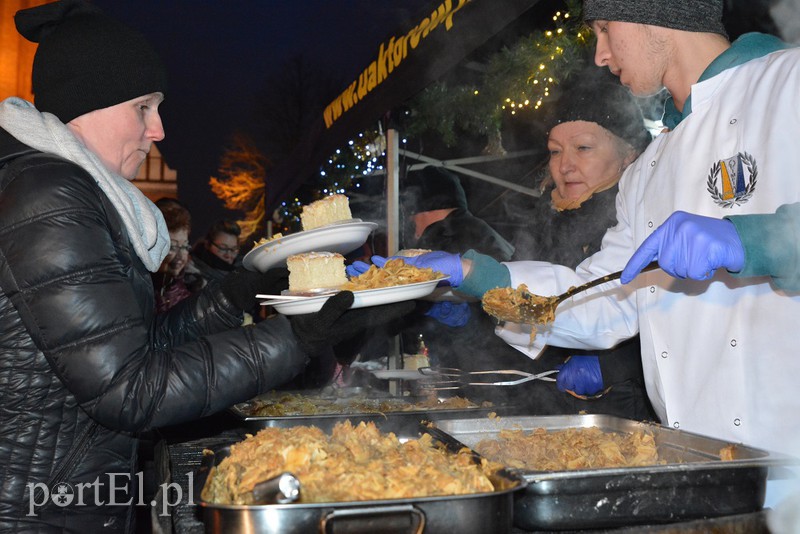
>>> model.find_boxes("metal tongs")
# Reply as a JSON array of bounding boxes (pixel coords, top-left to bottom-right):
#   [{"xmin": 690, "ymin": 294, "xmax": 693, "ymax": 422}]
[{"xmin": 418, "ymin": 366, "xmax": 558, "ymax": 390}]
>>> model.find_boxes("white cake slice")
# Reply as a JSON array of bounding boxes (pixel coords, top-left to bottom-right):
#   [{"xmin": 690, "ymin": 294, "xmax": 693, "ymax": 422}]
[
  {"xmin": 287, "ymin": 252, "xmax": 347, "ymax": 291},
  {"xmin": 300, "ymin": 194, "xmax": 352, "ymax": 231}
]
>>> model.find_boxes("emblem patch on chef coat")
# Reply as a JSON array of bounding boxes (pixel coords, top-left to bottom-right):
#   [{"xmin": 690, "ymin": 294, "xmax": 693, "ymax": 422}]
[{"xmin": 706, "ymin": 152, "xmax": 758, "ymax": 208}]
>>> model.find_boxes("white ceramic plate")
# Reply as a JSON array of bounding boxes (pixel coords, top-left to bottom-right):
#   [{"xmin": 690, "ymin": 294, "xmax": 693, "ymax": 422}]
[
  {"xmin": 261, "ymin": 277, "xmax": 448, "ymax": 315},
  {"xmin": 242, "ymin": 220, "xmax": 378, "ymax": 272}
]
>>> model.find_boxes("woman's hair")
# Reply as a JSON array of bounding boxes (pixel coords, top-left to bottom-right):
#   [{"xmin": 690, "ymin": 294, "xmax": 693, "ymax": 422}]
[
  {"xmin": 206, "ymin": 219, "xmax": 241, "ymax": 242},
  {"xmin": 155, "ymin": 197, "xmax": 191, "ymax": 233}
]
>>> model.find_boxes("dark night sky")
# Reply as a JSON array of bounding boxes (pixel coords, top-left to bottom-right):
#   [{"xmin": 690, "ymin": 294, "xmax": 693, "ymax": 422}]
[
  {"xmin": 92, "ymin": 0, "xmax": 432, "ymax": 238},
  {"xmin": 91, "ymin": 0, "xmax": 787, "ymax": 240}
]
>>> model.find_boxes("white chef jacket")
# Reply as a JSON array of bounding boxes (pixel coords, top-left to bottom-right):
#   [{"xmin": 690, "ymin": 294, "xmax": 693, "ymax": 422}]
[{"xmin": 498, "ymin": 47, "xmax": 800, "ymax": 460}]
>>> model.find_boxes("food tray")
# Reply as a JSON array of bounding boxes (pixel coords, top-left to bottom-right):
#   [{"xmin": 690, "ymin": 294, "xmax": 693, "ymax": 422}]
[
  {"xmin": 434, "ymin": 414, "xmax": 790, "ymax": 531},
  {"xmin": 229, "ymin": 389, "xmax": 519, "ymax": 434},
  {"xmin": 194, "ymin": 421, "xmax": 526, "ymax": 534}
]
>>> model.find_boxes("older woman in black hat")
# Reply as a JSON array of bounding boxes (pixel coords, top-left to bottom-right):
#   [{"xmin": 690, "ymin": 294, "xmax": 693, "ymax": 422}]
[
  {"xmin": 0, "ymin": 2, "xmax": 410, "ymax": 531},
  {"xmin": 501, "ymin": 72, "xmax": 655, "ymax": 417},
  {"xmin": 358, "ymin": 69, "xmax": 656, "ymax": 418}
]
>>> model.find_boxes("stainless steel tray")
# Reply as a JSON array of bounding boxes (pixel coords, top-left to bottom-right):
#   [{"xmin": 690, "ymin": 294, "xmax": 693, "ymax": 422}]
[
  {"xmin": 230, "ymin": 389, "xmax": 518, "ymax": 434},
  {"xmin": 434, "ymin": 414, "xmax": 792, "ymax": 531},
  {"xmin": 194, "ymin": 421, "xmax": 526, "ymax": 534}
]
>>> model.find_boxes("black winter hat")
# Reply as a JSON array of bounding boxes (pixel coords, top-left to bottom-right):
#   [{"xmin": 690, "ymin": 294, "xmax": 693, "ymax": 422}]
[
  {"xmin": 15, "ymin": 0, "xmax": 167, "ymax": 124},
  {"xmin": 583, "ymin": 0, "xmax": 727, "ymax": 38},
  {"xmin": 546, "ymin": 72, "xmax": 652, "ymax": 153},
  {"xmin": 403, "ymin": 166, "xmax": 468, "ymax": 215}
]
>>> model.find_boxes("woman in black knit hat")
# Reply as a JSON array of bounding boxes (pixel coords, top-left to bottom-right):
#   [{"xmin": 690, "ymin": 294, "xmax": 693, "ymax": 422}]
[
  {"xmin": 504, "ymin": 69, "xmax": 656, "ymax": 418},
  {"xmin": 0, "ymin": 2, "xmax": 412, "ymax": 532},
  {"xmin": 352, "ymin": 66, "xmax": 656, "ymax": 418}
]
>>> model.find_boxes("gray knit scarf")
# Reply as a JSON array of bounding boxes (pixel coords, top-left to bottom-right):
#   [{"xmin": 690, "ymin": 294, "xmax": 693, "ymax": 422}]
[{"xmin": 0, "ymin": 97, "xmax": 169, "ymax": 271}]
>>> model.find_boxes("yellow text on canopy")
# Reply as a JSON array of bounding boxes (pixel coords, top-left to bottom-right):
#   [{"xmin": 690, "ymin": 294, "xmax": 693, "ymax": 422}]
[{"xmin": 322, "ymin": 0, "xmax": 471, "ymax": 129}]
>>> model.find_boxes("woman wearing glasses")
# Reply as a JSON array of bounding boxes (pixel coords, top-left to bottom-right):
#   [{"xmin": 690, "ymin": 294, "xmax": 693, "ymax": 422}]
[
  {"xmin": 191, "ymin": 219, "xmax": 243, "ymax": 287},
  {"xmin": 152, "ymin": 198, "xmax": 202, "ymax": 312}
]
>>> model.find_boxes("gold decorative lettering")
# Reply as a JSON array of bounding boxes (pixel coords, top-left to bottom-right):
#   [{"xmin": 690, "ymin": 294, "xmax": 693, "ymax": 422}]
[
  {"xmin": 367, "ymin": 61, "xmax": 377, "ymax": 91},
  {"xmin": 377, "ymin": 39, "xmax": 391, "ymax": 82},
  {"xmin": 428, "ymin": 4, "xmax": 446, "ymax": 34},
  {"xmin": 408, "ymin": 24, "xmax": 424, "ymax": 49},
  {"xmin": 445, "ymin": 0, "xmax": 470, "ymax": 30},
  {"xmin": 392, "ymin": 35, "xmax": 405, "ymax": 68},
  {"xmin": 357, "ymin": 70, "xmax": 369, "ymax": 101},
  {"xmin": 341, "ymin": 81, "xmax": 357, "ymax": 111},
  {"xmin": 322, "ymin": 0, "xmax": 471, "ymax": 128},
  {"xmin": 420, "ymin": 17, "xmax": 432, "ymax": 38}
]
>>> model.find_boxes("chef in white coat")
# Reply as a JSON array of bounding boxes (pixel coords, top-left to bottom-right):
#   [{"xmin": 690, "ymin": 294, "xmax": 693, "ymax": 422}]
[{"xmin": 376, "ymin": 0, "xmax": 800, "ymax": 511}]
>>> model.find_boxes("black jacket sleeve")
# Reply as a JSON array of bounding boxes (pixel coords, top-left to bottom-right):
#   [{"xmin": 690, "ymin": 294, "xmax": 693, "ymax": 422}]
[{"xmin": 0, "ymin": 154, "xmax": 308, "ymax": 432}]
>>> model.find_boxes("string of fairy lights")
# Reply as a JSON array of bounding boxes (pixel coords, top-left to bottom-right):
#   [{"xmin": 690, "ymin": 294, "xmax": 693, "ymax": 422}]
[
  {"xmin": 275, "ymin": 1, "xmax": 587, "ymax": 233},
  {"xmin": 501, "ymin": 8, "xmax": 589, "ymax": 115}
]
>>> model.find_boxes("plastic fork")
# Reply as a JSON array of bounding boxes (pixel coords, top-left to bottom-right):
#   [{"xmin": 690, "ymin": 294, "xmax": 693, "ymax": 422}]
[{"xmin": 417, "ymin": 366, "xmax": 558, "ymax": 390}]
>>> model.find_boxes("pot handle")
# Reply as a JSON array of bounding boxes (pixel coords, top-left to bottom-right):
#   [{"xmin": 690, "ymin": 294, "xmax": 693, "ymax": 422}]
[{"xmin": 320, "ymin": 503, "xmax": 425, "ymax": 534}]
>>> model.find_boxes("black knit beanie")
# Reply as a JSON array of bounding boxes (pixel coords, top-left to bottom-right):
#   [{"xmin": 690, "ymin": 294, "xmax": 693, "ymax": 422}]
[
  {"xmin": 583, "ymin": 0, "xmax": 727, "ymax": 37},
  {"xmin": 15, "ymin": 0, "xmax": 167, "ymax": 124},
  {"xmin": 546, "ymin": 73, "xmax": 652, "ymax": 153},
  {"xmin": 403, "ymin": 166, "xmax": 468, "ymax": 215}
]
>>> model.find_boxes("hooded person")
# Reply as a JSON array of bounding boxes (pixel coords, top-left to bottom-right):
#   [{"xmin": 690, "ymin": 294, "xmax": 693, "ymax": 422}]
[
  {"xmin": 0, "ymin": 1, "xmax": 412, "ymax": 531},
  {"xmin": 402, "ymin": 165, "xmax": 514, "ymax": 260}
]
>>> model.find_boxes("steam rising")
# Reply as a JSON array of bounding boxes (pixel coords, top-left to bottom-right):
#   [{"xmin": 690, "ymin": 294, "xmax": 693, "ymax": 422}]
[{"xmin": 771, "ymin": 0, "xmax": 800, "ymax": 43}]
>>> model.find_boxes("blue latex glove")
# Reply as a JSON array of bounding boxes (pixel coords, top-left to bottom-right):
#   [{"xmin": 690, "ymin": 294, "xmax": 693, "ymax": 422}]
[
  {"xmin": 424, "ymin": 301, "xmax": 471, "ymax": 327},
  {"xmin": 621, "ymin": 211, "xmax": 745, "ymax": 284},
  {"xmin": 346, "ymin": 260, "xmax": 371, "ymax": 278},
  {"xmin": 555, "ymin": 356, "xmax": 603, "ymax": 396},
  {"xmin": 372, "ymin": 252, "xmax": 464, "ymax": 287}
]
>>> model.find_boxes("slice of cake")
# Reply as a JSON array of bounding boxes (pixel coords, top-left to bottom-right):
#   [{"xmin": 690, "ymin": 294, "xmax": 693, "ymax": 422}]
[
  {"xmin": 287, "ymin": 252, "xmax": 347, "ymax": 292},
  {"xmin": 300, "ymin": 194, "xmax": 352, "ymax": 231}
]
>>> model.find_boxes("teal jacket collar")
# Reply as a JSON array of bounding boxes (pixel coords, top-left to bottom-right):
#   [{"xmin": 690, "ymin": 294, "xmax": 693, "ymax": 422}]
[{"xmin": 662, "ymin": 32, "xmax": 788, "ymax": 130}]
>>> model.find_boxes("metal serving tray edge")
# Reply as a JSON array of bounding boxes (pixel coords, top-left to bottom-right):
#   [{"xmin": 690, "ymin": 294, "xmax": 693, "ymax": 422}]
[
  {"xmin": 229, "ymin": 391, "xmax": 522, "ymax": 433},
  {"xmin": 194, "ymin": 421, "xmax": 526, "ymax": 534},
  {"xmin": 434, "ymin": 414, "xmax": 794, "ymax": 531}
]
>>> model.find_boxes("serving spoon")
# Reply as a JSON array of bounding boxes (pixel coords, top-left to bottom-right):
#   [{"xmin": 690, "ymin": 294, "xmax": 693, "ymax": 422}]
[{"xmin": 483, "ymin": 261, "xmax": 660, "ymax": 325}]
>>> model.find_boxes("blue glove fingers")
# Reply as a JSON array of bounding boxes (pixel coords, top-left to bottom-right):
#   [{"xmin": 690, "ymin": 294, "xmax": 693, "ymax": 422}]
[
  {"xmin": 345, "ymin": 260, "xmax": 371, "ymax": 278},
  {"xmin": 621, "ymin": 230, "xmax": 661, "ymax": 283},
  {"xmin": 622, "ymin": 211, "xmax": 746, "ymax": 283},
  {"xmin": 370, "ymin": 255, "xmax": 388, "ymax": 268},
  {"xmin": 367, "ymin": 252, "xmax": 464, "ymax": 286},
  {"xmin": 425, "ymin": 301, "xmax": 471, "ymax": 327},
  {"xmin": 411, "ymin": 251, "xmax": 464, "ymax": 286},
  {"xmin": 555, "ymin": 356, "xmax": 603, "ymax": 396}
]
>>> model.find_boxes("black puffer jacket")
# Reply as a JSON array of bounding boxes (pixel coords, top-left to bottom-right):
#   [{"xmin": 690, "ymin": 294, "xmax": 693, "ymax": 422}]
[{"xmin": 0, "ymin": 129, "xmax": 308, "ymax": 533}]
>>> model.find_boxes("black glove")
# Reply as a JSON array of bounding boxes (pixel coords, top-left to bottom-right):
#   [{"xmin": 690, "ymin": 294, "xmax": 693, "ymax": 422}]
[
  {"xmin": 220, "ymin": 267, "xmax": 289, "ymax": 311},
  {"xmin": 290, "ymin": 291, "xmax": 415, "ymax": 354}
]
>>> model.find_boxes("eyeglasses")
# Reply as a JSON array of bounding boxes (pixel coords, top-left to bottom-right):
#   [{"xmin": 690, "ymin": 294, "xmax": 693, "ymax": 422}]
[
  {"xmin": 210, "ymin": 241, "xmax": 240, "ymax": 255},
  {"xmin": 169, "ymin": 243, "xmax": 191, "ymax": 254}
]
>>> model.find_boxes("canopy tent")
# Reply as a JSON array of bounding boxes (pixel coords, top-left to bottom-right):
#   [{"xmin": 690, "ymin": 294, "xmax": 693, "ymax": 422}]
[{"xmin": 266, "ymin": 0, "xmax": 546, "ymax": 221}]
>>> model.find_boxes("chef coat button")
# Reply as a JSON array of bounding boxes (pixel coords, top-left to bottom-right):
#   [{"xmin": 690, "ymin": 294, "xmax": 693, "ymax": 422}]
[
  {"xmin": 661, "ymin": 351, "xmax": 668, "ymax": 358},
  {"xmin": 649, "ymin": 286, "xmax": 656, "ymax": 293},
  {"xmin": 730, "ymin": 118, "xmax": 737, "ymax": 125},
  {"xmin": 650, "ymin": 160, "xmax": 656, "ymax": 167},
  {"xmin": 673, "ymin": 422, "xmax": 680, "ymax": 429},
  {"xmin": 734, "ymin": 418, "xmax": 741, "ymax": 426},
  {"xmin": 648, "ymin": 221, "xmax": 654, "ymax": 228},
  {"xmin": 730, "ymin": 339, "xmax": 737, "ymax": 347}
]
